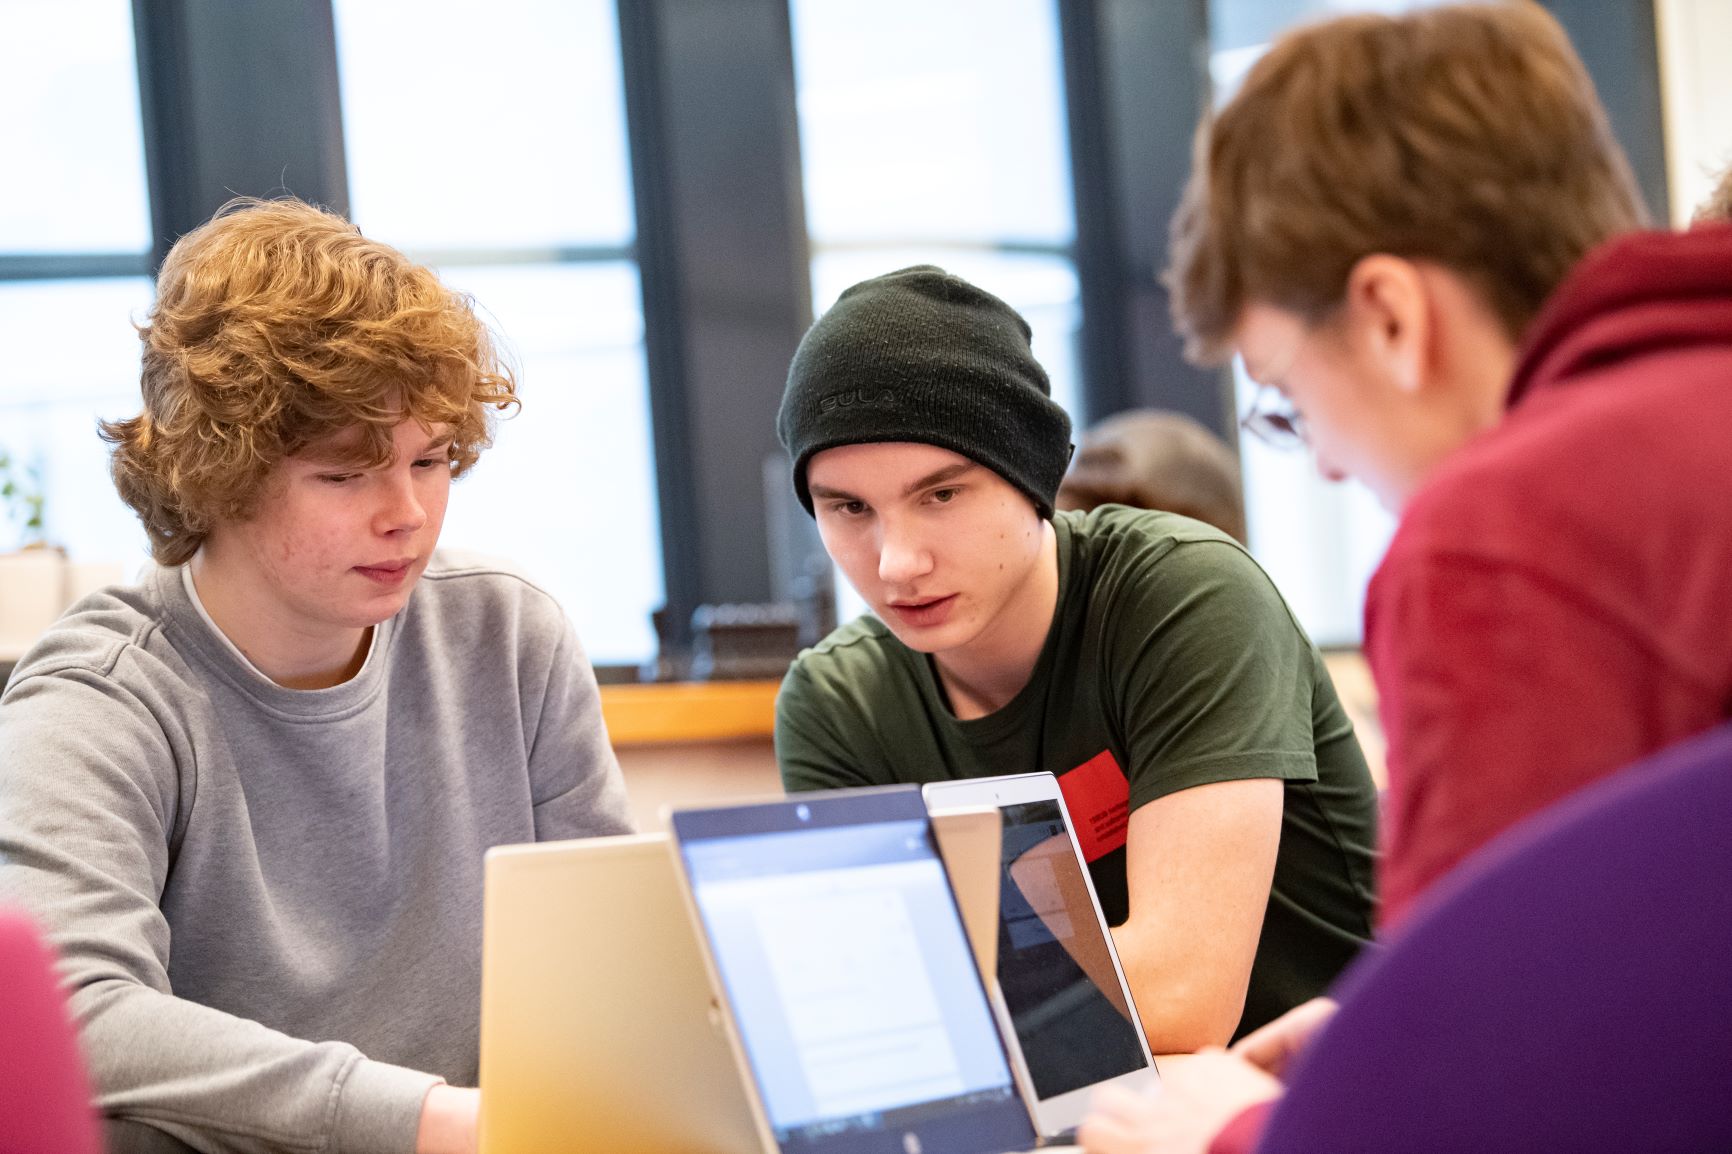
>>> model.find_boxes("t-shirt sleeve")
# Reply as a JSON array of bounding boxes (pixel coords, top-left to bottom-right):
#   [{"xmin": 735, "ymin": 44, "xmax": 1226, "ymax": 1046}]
[
  {"xmin": 0, "ymin": 665, "xmax": 438, "ymax": 1154},
  {"xmin": 1365, "ymin": 547, "xmax": 1693, "ymax": 928},
  {"xmin": 1108, "ymin": 539, "xmax": 1322, "ymax": 812},
  {"xmin": 775, "ymin": 659, "xmax": 882, "ymax": 793},
  {"xmin": 524, "ymin": 609, "xmax": 635, "ymax": 841}
]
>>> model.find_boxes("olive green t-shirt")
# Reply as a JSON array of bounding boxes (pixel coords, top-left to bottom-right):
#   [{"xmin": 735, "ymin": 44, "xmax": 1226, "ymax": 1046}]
[{"xmin": 776, "ymin": 505, "xmax": 1378, "ymax": 1038}]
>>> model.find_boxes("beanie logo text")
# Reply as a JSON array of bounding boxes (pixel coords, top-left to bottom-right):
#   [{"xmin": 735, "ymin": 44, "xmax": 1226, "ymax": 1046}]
[{"xmin": 818, "ymin": 387, "xmax": 897, "ymax": 413}]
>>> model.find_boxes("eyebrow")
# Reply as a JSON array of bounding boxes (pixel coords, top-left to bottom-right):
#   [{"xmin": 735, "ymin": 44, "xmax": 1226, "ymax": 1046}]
[
  {"xmin": 807, "ymin": 481, "xmax": 859, "ymax": 502},
  {"xmin": 903, "ymin": 461, "xmax": 976, "ymax": 495},
  {"xmin": 301, "ymin": 430, "xmax": 454, "ymax": 466},
  {"xmin": 808, "ymin": 461, "xmax": 978, "ymax": 503}
]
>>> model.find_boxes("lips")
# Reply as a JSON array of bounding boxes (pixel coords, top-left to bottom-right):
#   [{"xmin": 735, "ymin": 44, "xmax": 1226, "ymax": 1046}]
[
  {"xmin": 887, "ymin": 593, "xmax": 958, "ymax": 630},
  {"xmin": 355, "ymin": 559, "xmax": 415, "ymax": 586}
]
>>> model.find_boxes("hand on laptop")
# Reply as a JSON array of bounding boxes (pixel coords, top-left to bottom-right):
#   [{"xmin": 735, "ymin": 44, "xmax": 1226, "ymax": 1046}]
[
  {"xmin": 1076, "ymin": 1050, "xmax": 1279, "ymax": 1154},
  {"xmin": 416, "ymin": 1085, "xmax": 479, "ymax": 1154}
]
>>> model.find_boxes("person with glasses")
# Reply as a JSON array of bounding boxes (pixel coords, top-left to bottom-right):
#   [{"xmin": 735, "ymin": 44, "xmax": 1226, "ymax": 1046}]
[
  {"xmin": 772, "ymin": 265, "xmax": 1378, "ymax": 1055},
  {"xmin": 1081, "ymin": 5, "xmax": 1732, "ymax": 1150}
]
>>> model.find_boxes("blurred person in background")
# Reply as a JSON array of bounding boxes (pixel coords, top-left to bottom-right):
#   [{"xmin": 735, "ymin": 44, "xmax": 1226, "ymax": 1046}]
[
  {"xmin": 1693, "ymin": 162, "xmax": 1732, "ymax": 224},
  {"xmin": 1057, "ymin": 409, "xmax": 1247, "ymax": 545}
]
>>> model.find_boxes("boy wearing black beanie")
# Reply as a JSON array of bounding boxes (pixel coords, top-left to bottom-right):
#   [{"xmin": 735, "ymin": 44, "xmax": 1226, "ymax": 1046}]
[{"xmin": 775, "ymin": 266, "xmax": 1377, "ymax": 1053}]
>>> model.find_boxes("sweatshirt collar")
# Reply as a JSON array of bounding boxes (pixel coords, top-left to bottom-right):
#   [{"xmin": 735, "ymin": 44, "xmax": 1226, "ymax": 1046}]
[{"xmin": 155, "ymin": 564, "xmax": 395, "ymax": 719}]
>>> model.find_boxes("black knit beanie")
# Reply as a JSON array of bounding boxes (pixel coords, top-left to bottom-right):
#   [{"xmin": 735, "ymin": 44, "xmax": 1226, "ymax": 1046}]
[{"xmin": 777, "ymin": 265, "xmax": 1073, "ymax": 518}]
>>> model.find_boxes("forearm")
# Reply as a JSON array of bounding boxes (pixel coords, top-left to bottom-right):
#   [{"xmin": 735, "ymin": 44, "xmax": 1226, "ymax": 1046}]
[
  {"xmin": 1113, "ymin": 780, "xmax": 1283, "ymax": 1053},
  {"xmin": 3, "ymin": 790, "xmax": 437, "ymax": 1153},
  {"xmin": 1111, "ymin": 920, "xmax": 1248, "ymax": 1052},
  {"xmin": 74, "ymin": 978, "xmax": 439, "ymax": 1154}
]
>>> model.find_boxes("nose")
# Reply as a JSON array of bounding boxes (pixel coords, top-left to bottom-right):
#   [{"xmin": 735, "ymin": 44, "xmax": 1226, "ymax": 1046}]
[
  {"xmin": 374, "ymin": 470, "xmax": 428, "ymax": 536},
  {"xmin": 877, "ymin": 516, "xmax": 933, "ymax": 588},
  {"xmin": 1312, "ymin": 449, "xmax": 1350, "ymax": 485}
]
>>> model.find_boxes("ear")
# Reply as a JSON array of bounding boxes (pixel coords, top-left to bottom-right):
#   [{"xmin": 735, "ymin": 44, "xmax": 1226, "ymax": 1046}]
[{"xmin": 1342, "ymin": 255, "xmax": 1430, "ymax": 394}]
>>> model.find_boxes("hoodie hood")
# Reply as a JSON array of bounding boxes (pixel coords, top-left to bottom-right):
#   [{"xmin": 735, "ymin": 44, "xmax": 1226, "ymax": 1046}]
[{"xmin": 1508, "ymin": 223, "xmax": 1732, "ymax": 408}]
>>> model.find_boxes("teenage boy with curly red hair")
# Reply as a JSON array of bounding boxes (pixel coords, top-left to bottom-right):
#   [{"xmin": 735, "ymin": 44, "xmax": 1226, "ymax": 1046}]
[{"xmin": 0, "ymin": 199, "xmax": 630, "ymax": 1154}]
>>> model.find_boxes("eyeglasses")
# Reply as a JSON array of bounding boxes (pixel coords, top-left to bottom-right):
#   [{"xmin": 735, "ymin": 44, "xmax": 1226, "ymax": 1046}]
[{"xmin": 1240, "ymin": 381, "xmax": 1309, "ymax": 449}]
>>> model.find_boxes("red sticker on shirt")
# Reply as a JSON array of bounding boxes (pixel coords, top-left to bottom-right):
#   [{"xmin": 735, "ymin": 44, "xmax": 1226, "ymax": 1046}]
[{"xmin": 1058, "ymin": 750, "xmax": 1130, "ymax": 862}]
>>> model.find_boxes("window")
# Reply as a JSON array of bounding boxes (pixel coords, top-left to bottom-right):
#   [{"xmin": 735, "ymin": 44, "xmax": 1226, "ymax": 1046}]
[
  {"xmin": 790, "ymin": 0, "xmax": 1082, "ymax": 419},
  {"xmin": 790, "ymin": 0, "xmax": 1082, "ymax": 624},
  {"xmin": 1657, "ymin": 0, "xmax": 1732, "ymax": 224},
  {"xmin": 1205, "ymin": 0, "xmax": 1443, "ymax": 646},
  {"xmin": 0, "ymin": 0, "xmax": 153, "ymax": 575},
  {"xmin": 333, "ymin": 0, "xmax": 661, "ymax": 665}
]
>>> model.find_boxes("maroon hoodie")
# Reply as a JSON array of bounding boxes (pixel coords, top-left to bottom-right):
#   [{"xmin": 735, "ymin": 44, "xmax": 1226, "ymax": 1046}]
[{"xmin": 1365, "ymin": 223, "xmax": 1732, "ymax": 927}]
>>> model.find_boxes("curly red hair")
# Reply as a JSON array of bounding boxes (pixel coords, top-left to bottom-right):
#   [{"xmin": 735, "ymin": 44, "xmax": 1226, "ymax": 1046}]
[{"xmin": 102, "ymin": 197, "xmax": 518, "ymax": 565}]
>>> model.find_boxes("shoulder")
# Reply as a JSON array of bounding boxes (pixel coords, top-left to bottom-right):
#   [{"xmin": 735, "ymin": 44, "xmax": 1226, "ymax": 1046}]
[
  {"xmin": 783, "ymin": 614, "xmax": 905, "ymax": 698},
  {"xmin": 409, "ymin": 550, "xmax": 574, "ymax": 642},
  {"xmin": 1062, "ymin": 505, "xmax": 1296, "ymax": 632},
  {"xmin": 776, "ymin": 616, "xmax": 913, "ymax": 787},
  {"xmin": 415, "ymin": 549, "xmax": 565, "ymax": 614},
  {"xmin": 789, "ymin": 613, "xmax": 901, "ymax": 676},
  {"xmin": 779, "ymin": 614, "xmax": 920, "ymax": 722},
  {"xmin": 0, "ymin": 573, "xmax": 191, "ymax": 782},
  {"xmin": 1063, "ymin": 505, "xmax": 1259, "ymax": 584},
  {"xmin": 3, "ymin": 568, "xmax": 181, "ymax": 699},
  {"xmin": 397, "ymin": 552, "xmax": 592, "ymax": 692}
]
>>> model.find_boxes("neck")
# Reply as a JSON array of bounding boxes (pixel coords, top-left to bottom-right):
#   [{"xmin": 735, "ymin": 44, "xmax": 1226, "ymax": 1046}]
[
  {"xmin": 188, "ymin": 549, "xmax": 370, "ymax": 690},
  {"xmin": 933, "ymin": 521, "xmax": 1060, "ymax": 720},
  {"xmin": 1458, "ymin": 335, "xmax": 1519, "ymax": 433},
  {"xmin": 1398, "ymin": 272, "xmax": 1522, "ymax": 503}
]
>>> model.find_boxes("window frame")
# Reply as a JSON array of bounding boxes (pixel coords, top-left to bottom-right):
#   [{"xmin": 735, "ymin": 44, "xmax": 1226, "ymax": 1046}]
[{"xmin": 15, "ymin": 0, "xmax": 1665, "ymax": 673}]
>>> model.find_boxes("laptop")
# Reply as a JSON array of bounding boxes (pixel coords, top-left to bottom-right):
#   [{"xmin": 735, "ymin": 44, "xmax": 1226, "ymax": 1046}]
[
  {"xmin": 478, "ymin": 812, "xmax": 1025, "ymax": 1154},
  {"xmin": 668, "ymin": 786, "xmax": 1041, "ymax": 1154},
  {"xmin": 477, "ymin": 832, "xmax": 760, "ymax": 1154},
  {"xmin": 924, "ymin": 773, "xmax": 1159, "ymax": 1139}
]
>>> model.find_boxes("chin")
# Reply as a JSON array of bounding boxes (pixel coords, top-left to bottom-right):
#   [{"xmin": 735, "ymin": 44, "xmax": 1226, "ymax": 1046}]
[
  {"xmin": 880, "ymin": 617, "xmax": 974, "ymax": 659},
  {"xmin": 887, "ymin": 630, "xmax": 944, "ymax": 655},
  {"xmin": 351, "ymin": 588, "xmax": 417, "ymax": 627}
]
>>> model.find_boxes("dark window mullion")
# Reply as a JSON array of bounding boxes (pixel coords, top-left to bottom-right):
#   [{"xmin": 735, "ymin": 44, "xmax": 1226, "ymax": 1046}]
[{"xmin": 0, "ymin": 254, "xmax": 155, "ymax": 282}]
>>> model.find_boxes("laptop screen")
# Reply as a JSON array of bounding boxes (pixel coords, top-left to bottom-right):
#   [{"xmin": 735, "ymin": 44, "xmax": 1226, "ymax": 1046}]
[
  {"xmin": 996, "ymin": 798, "xmax": 1148, "ymax": 1100},
  {"xmin": 673, "ymin": 789, "xmax": 1035, "ymax": 1154}
]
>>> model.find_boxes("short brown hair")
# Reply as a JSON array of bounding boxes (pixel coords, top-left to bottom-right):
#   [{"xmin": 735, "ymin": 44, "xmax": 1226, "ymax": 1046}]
[
  {"xmin": 1694, "ymin": 163, "xmax": 1732, "ymax": 224},
  {"xmin": 102, "ymin": 198, "xmax": 518, "ymax": 565},
  {"xmin": 1057, "ymin": 409, "xmax": 1247, "ymax": 544},
  {"xmin": 1168, "ymin": 2, "xmax": 1647, "ymax": 364}
]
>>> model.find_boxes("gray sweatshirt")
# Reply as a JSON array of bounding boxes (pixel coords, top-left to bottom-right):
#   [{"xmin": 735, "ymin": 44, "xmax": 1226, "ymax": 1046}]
[{"xmin": 0, "ymin": 553, "xmax": 634, "ymax": 1153}]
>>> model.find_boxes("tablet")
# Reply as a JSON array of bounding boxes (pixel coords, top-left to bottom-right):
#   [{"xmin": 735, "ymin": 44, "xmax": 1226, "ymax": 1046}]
[
  {"xmin": 669, "ymin": 786, "xmax": 1039, "ymax": 1154},
  {"xmin": 924, "ymin": 772, "xmax": 1158, "ymax": 1138}
]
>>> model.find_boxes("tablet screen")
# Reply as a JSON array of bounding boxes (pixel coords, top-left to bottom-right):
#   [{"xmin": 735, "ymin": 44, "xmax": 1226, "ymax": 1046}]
[
  {"xmin": 673, "ymin": 791, "xmax": 1035, "ymax": 1154},
  {"xmin": 996, "ymin": 798, "xmax": 1148, "ymax": 1099}
]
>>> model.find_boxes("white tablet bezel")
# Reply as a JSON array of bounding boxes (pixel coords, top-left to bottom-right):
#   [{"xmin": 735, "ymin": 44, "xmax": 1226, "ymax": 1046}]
[{"xmin": 924, "ymin": 772, "xmax": 1160, "ymax": 1138}]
